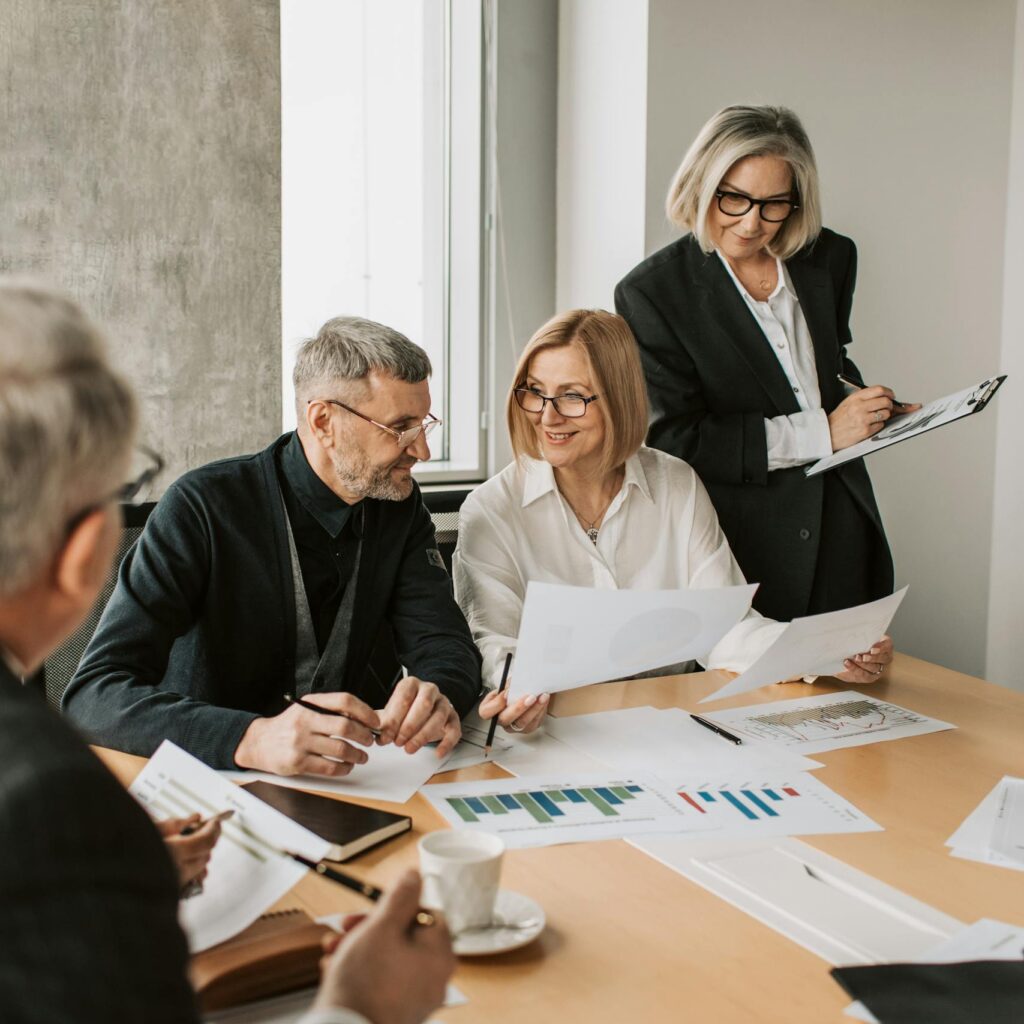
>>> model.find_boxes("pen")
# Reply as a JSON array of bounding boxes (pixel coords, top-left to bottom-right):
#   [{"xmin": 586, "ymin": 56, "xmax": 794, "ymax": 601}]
[
  {"xmin": 483, "ymin": 652, "xmax": 513, "ymax": 758},
  {"xmin": 690, "ymin": 714, "xmax": 743, "ymax": 746},
  {"xmin": 287, "ymin": 851, "xmax": 435, "ymax": 927},
  {"xmin": 836, "ymin": 372, "xmax": 910, "ymax": 410},
  {"xmin": 285, "ymin": 693, "xmax": 383, "ymax": 739},
  {"xmin": 180, "ymin": 808, "xmax": 234, "ymax": 836}
]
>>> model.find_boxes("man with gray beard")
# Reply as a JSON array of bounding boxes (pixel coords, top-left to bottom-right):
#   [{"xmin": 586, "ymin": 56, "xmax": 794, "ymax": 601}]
[{"xmin": 65, "ymin": 317, "xmax": 481, "ymax": 778}]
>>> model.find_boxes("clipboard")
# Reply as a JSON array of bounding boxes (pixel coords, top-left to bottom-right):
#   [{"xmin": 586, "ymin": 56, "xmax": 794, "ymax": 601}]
[{"xmin": 805, "ymin": 374, "xmax": 1007, "ymax": 477}]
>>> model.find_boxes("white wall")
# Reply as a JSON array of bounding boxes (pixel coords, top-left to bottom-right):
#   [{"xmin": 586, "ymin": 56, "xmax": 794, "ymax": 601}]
[
  {"xmin": 635, "ymin": 0, "xmax": 1018, "ymax": 679},
  {"xmin": 556, "ymin": 0, "xmax": 648, "ymax": 310},
  {"xmin": 987, "ymin": 0, "xmax": 1024, "ymax": 691}
]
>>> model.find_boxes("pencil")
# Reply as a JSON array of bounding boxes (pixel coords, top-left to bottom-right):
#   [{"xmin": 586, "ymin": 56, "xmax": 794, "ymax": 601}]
[
  {"xmin": 287, "ymin": 851, "xmax": 435, "ymax": 927},
  {"xmin": 285, "ymin": 693, "xmax": 383, "ymax": 739},
  {"xmin": 483, "ymin": 652, "xmax": 513, "ymax": 758},
  {"xmin": 179, "ymin": 808, "xmax": 234, "ymax": 835}
]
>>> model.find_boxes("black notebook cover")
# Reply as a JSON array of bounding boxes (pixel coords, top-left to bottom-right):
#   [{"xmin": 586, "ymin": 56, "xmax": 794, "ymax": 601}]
[{"xmin": 242, "ymin": 781, "xmax": 410, "ymax": 862}]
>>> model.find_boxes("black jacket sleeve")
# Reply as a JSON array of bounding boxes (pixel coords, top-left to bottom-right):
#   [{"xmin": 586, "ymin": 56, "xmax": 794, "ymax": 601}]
[
  {"xmin": 63, "ymin": 482, "xmax": 259, "ymax": 765},
  {"xmin": 389, "ymin": 496, "xmax": 482, "ymax": 717}
]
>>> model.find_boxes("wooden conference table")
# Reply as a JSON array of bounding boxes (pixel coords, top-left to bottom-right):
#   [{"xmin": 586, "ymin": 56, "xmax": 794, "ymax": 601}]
[{"xmin": 100, "ymin": 653, "xmax": 1024, "ymax": 1023}]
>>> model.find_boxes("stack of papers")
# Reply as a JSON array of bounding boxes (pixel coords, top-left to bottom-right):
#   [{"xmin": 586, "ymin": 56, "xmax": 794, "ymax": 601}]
[{"xmin": 946, "ymin": 776, "xmax": 1024, "ymax": 871}]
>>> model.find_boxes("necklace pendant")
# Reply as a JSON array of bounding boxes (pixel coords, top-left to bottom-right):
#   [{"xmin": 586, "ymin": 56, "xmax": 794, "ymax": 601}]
[
  {"xmin": 586, "ymin": 526, "xmax": 599, "ymax": 545},
  {"xmin": 759, "ymin": 278, "xmax": 771, "ymax": 292}
]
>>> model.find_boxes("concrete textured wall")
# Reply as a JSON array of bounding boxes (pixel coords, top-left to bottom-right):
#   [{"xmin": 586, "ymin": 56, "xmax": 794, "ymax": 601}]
[{"xmin": 0, "ymin": 0, "xmax": 281, "ymax": 486}]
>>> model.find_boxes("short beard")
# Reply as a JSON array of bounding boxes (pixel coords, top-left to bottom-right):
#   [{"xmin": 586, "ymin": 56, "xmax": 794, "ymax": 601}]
[{"xmin": 329, "ymin": 447, "xmax": 413, "ymax": 502}]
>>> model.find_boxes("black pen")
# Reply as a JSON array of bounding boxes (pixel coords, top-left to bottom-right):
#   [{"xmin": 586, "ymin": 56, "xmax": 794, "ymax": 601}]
[
  {"xmin": 483, "ymin": 652, "xmax": 513, "ymax": 758},
  {"xmin": 284, "ymin": 693, "xmax": 382, "ymax": 739},
  {"xmin": 690, "ymin": 714, "xmax": 743, "ymax": 746},
  {"xmin": 837, "ymin": 373, "xmax": 910, "ymax": 410},
  {"xmin": 287, "ymin": 851, "xmax": 435, "ymax": 927}
]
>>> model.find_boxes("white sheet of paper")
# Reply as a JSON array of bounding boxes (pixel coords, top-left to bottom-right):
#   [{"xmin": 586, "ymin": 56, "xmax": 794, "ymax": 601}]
[
  {"xmin": 440, "ymin": 718, "xmax": 514, "ymax": 771},
  {"xmin": 991, "ymin": 777, "xmax": 1024, "ymax": 866},
  {"xmin": 704, "ymin": 690, "xmax": 954, "ymax": 755},
  {"xmin": 806, "ymin": 377, "xmax": 1002, "ymax": 477},
  {"xmin": 222, "ymin": 741, "xmax": 448, "ymax": 804},
  {"xmin": 509, "ymin": 581, "xmax": 757, "ymax": 699},
  {"xmin": 946, "ymin": 776, "xmax": 1024, "ymax": 872},
  {"xmin": 425, "ymin": 772, "xmax": 715, "ymax": 848},
  {"xmin": 545, "ymin": 706, "xmax": 823, "ymax": 776},
  {"xmin": 492, "ymin": 729, "xmax": 612, "ymax": 776},
  {"xmin": 700, "ymin": 588, "xmax": 908, "ymax": 704},
  {"xmin": 646, "ymin": 771, "xmax": 882, "ymax": 838},
  {"xmin": 131, "ymin": 741, "xmax": 330, "ymax": 953},
  {"xmin": 844, "ymin": 918, "xmax": 1024, "ymax": 1022}
]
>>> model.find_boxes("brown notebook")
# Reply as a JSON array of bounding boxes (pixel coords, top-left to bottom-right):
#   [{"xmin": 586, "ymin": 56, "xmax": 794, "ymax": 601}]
[
  {"xmin": 190, "ymin": 908, "xmax": 330, "ymax": 1012},
  {"xmin": 243, "ymin": 780, "xmax": 411, "ymax": 862}
]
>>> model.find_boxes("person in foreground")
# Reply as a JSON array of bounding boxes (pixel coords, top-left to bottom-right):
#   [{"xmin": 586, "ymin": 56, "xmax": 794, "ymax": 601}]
[
  {"xmin": 0, "ymin": 281, "xmax": 453, "ymax": 1024},
  {"xmin": 616, "ymin": 104, "xmax": 920, "ymax": 623},
  {"xmin": 453, "ymin": 309, "xmax": 892, "ymax": 734},
  {"xmin": 64, "ymin": 316, "xmax": 481, "ymax": 775}
]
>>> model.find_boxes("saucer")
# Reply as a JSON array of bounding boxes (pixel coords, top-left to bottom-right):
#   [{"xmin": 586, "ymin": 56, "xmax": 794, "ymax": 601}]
[{"xmin": 452, "ymin": 890, "xmax": 545, "ymax": 956}]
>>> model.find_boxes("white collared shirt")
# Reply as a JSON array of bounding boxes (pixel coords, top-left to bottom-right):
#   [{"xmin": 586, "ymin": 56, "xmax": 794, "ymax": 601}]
[
  {"xmin": 716, "ymin": 251, "xmax": 833, "ymax": 469},
  {"xmin": 453, "ymin": 447, "xmax": 786, "ymax": 688}
]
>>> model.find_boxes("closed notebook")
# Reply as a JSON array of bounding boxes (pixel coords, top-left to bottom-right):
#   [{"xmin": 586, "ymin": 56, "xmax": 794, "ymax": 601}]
[{"xmin": 242, "ymin": 780, "xmax": 410, "ymax": 862}]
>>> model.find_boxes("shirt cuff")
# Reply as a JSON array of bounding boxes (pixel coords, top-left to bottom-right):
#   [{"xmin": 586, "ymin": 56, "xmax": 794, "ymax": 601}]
[
  {"xmin": 764, "ymin": 410, "xmax": 833, "ymax": 470},
  {"xmin": 296, "ymin": 1009, "xmax": 373, "ymax": 1024}
]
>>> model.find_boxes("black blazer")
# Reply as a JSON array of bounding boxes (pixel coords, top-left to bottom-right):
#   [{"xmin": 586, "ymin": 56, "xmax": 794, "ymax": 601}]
[
  {"xmin": 0, "ymin": 661, "xmax": 197, "ymax": 1023},
  {"xmin": 615, "ymin": 228, "xmax": 893, "ymax": 620},
  {"xmin": 64, "ymin": 433, "xmax": 482, "ymax": 767}
]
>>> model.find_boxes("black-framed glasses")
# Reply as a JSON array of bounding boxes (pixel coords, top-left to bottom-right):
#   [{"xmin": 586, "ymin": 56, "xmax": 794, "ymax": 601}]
[
  {"xmin": 715, "ymin": 190, "xmax": 799, "ymax": 223},
  {"xmin": 513, "ymin": 387, "xmax": 600, "ymax": 419},
  {"xmin": 65, "ymin": 445, "xmax": 165, "ymax": 534},
  {"xmin": 315, "ymin": 398, "xmax": 441, "ymax": 448}
]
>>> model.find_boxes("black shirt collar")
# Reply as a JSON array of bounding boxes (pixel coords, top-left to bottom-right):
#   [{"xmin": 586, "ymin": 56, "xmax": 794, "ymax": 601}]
[{"xmin": 281, "ymin": 432, "xmax": 356, "ymax": 540}]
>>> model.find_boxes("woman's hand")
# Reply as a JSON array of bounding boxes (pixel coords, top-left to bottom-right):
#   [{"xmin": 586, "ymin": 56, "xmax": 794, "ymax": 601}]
[
  {"xmin": 478, "ymin": 687, "xmax": 550, "ymax": 735},
  {"xmin": 828, "ymin": 387, "xmax": 921, "ymax": 451},
  {"xmin": 157, "ymin": 814, "xmax": 223, "ymax": 890},
  {"xmin": 835, "ymin": 634, "xmax": 893, "ymax": 684}
]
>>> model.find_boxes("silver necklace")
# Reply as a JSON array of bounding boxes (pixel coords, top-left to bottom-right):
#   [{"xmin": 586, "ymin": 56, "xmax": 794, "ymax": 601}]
[{"xmin": 562, "ymin": 492, "xmax": 612, "ymax": 545}]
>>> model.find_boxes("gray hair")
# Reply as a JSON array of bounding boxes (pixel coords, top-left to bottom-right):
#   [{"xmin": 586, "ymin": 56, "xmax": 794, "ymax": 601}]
[
  {"xmin": 0, "ymin": 282, "xmax": 137, "ymax": 597},
  {"xmin": 666, "ymin": 104, "xmax": 823, "ymax": 260},
  {"xmin": 293, "ymin": 316, "xmax": 432, "ymax": 412}
]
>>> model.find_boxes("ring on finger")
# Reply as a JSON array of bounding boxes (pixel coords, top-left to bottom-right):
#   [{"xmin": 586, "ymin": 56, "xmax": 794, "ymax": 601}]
[{"xmin": 508, "ymin": 721, "xmax": 525, "ymax": 733}]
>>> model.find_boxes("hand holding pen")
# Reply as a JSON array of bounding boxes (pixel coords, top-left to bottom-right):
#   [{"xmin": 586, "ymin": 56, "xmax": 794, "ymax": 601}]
[
  {"xmin": 158, "ymin": 809, "xmax": 233, "ymax": 897},
  {"xmin": 830, "ymin": 374, "xmax": 921, "ymax": 451}
]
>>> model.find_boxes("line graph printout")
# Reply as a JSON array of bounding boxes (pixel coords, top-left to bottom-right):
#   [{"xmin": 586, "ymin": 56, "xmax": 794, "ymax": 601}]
[
  {"xmin": 425, "ymin": 773, "xmax": 715, "ymax": 849},
  {"xmin": 705, "ymin": 691, "xmax": 954, "ymax": 755},
  {"xmin": 665, "ymin": 774, "xmax": 881, "ymax": 837}
]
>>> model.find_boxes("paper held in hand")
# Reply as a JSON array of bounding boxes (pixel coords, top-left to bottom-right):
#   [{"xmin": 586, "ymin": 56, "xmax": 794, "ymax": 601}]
[
  {"xmin": 699, "ymin": 587, "xmax": 908, "ymax": 704},
  {"xmin": 507, "ymin": 581, "xmax": 756, "ymax": 701}
]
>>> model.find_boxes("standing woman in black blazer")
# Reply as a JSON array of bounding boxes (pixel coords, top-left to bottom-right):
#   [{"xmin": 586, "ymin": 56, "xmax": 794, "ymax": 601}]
[{"xmin": 616, "ymin": 105, "xmax": 918, "ymax": 628}]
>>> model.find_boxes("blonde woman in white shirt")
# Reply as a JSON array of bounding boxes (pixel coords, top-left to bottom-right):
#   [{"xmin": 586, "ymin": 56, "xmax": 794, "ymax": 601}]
[{"xmin": 454, "ymin": 310, "xmax": 892, "ymax": 734}]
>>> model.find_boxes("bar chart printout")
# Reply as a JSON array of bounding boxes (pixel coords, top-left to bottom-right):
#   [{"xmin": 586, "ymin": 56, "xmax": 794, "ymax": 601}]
[
  {"xmin": 705, "ymin": 691, "xmax": 954, "ymax": 755},
  {"xmin": 425, "ymin": 774, "xmax": 712, "ymax": 849},
  {"xmin": 669, "ymin": 775, "xmax": 882, "ymax": 837}
]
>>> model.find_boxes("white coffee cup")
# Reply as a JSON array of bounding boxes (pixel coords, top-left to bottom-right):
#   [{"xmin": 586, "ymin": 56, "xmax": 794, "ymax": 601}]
[{"xmin": 418, "ymin": 830, "xmax": 505, "ymax": 934}]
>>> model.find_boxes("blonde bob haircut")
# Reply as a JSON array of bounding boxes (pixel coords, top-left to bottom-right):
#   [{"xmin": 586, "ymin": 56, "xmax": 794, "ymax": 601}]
[
  {"xmin": 666, "ymin": 104, "xmax": 822, "ymax": 260},
  {"xmin": 507, "ymin": 309, "xmax": 648, "ymax": 477}
]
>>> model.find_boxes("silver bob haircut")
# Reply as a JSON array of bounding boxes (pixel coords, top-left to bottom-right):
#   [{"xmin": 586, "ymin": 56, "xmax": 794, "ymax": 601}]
[
  {"xmin": 0, "ymin": 282, "xmax": 137, "ymax": 597},
  {"xmin": 665, "ymin": 104, "xmax": 823, "ymax": 260},
  {"xmin": 292, "ymin": 316, "xmax": 432, "ymax": 414}
]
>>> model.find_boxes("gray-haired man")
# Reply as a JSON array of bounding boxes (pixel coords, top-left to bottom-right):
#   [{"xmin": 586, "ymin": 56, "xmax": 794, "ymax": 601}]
[{"xmin": 64, "ymin": 316, "xmax": 481, "ymax": 777}]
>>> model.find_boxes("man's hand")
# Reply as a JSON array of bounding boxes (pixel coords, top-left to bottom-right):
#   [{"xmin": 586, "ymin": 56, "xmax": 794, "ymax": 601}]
[
  {"xmin": 313, "ymin": 869, "xmax": 455, "ymax": 1024},
  {"xmin": 157, "ymin": 814, "xmax": 222, "ymax": 889},
  {"xmin": 233, "ymin": 693, "xmax": 380, "ymax": 777},
  {"xmin": 377, "ymin": 677, "xmax": 461, "ymax": 758},
  {"xmin": 478, "ymin": 687, "xmax": 549, "ymax": 735},
  {"xmin": 828, "ymin": 386, "xmax": 921, "ymax": 451},
  {"xmin": 835, "ymin": 634, "xmax": 894, "ymax": 684}
]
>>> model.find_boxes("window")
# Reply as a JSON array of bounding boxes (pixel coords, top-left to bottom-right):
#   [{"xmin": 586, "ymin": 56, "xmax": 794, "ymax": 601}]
[{"xmin": 281, "ymin": 0, "xmax": 485, "ymax": 481}]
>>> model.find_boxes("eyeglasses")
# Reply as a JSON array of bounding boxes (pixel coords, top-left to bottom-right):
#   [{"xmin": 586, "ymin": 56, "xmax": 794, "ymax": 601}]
[
  {"xmin": 715, "ymin": 190, "xmax": 799, "ymax": 223},
  {"xmin": 65, "ymin": 445, "xmax": 165, "ymax": 534},
  {"xmin": 513, "ymin": 387, "xmax": 600, "ymax": 419},
  {"xmin": 316, "ymin": 399, "xmax": 441, "ymax": 448}
]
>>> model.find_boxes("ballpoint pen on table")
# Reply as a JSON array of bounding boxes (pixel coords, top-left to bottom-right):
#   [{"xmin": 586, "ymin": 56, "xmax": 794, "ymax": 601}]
[
  {"xmin": 690, "ymin": 713, "xmax": 744, "ymax": 746},
  {"xmin": 483, "ymin": 652, "xmax": 514, "ymax": 758},
  {"xmin": 284, "ymin": 693, "xmax": 383, "ymax": 739}
]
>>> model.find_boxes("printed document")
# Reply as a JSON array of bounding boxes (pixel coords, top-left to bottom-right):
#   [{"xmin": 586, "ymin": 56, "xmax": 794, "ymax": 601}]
[
  {"xmin": 946, "ymin": 775, "xmax": 1024, "ymax": 872},
  {"xmin": 700, "ymin": 588, "xmax": 907, "ymax": 703}
]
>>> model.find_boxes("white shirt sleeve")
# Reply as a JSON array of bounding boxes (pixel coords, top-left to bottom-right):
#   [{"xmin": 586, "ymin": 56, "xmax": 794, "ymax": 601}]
[
  {"xmin": 764, "ymin": 410, "xmax": 833, "ymax": 470},
  {"xmin": 683, "ymin": 471, "xmax": 788, "ymax": 673},
  {"xmin": 297, "ymin": 1008, "xmax": 373, "ymax": 1024},
  {"xmin": 452, "ymin": 495, "xmax": 525, "ymax": 689}
]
